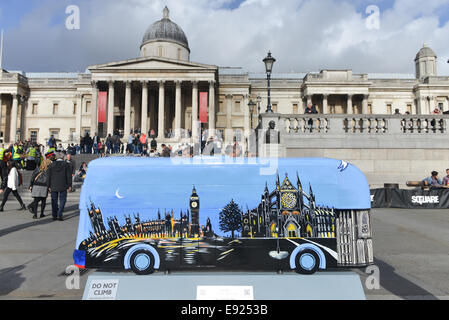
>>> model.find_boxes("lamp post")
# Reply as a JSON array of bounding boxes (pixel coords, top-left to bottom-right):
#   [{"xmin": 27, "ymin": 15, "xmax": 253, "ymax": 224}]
[
  {"xmin": 263, "ymin": 51, "xmax": 276, "ymax": 113},
  {"xmin": 248, "ymin": 100, "xmax": 256, "ymax": 129}
]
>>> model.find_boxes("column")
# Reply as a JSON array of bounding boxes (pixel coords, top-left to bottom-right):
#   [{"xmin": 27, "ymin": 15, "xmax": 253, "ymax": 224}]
[
  {"xmin": 191, "ymin": 81, "xmax": 199, "ymax": 140},
  {"xmin": 149, "ymin": 91, "xmax": 156, "ymax": 135},
  {"xmin": 417, "ymin": 97, "xmax": 425, "ymax": 115},
  {"xmin": 362, "ymin": 95, "xmax": 369, "ymax": 114},
  {"xmin": 158, "ymin": 81, "xmax": 165, "ymax": 139},
  {"xmin": 322, "ymin": 94, "xmax": 329, "ymax": 114},
  {"xmin": 90, "ymin": 81, "xmax": 98, "ymax": 135},
  {"xmin": 174, "ymin": 80, "xmax": 182, "ymax": 139},
  {"xmin": 306, "ymin": 95, "xmax": 312, "ymax": 107},
  {"xmin": 76, "ymin": 94, "xmax": 83, "ymax": 141},
  {"xmin": 209, "ymin": 81, "xmax": 215, "ymax": 136},
  {"xmin": 226, "ymin": 95, "xmax": 232, "ymax": 132},
  {"xmin": 10, "ymin": 94, "xmax": 18, "ymax": 143},
  {"xmin": 141, "ymin": 81, "xmax": 148, "ymax": 135},
  {"xmin": 243, "ymin": 94, "xmax": 250, "ymax": 133},
  {"xmin": 243, "ymin": 94, "xmax": 250, "ymax": 155},
  {"xmin": 429, "ymin": 96, "xmax": 435, "ymax": 113},
  {"xmin": 124, "ymin": 81, "xmax": 132, "ymax": 137},
  {"xmin": 347, "ymin": 94, "xmax": 353, "ymax": 114},
  {"xmin": 20, "ymin": 96, "xmax": 27, "ymax": 140},
  {"xmin": 107, "ymin": 81, "xmax": 115, "ymax": 135}
]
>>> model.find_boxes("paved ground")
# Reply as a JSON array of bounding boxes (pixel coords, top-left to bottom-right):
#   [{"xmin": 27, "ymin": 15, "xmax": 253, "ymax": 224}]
[{"xmin": 0, "ymin": 187, "xmax": 448, "ymax": 300}]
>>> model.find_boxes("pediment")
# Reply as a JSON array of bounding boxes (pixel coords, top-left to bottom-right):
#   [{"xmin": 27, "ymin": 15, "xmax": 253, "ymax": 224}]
[{"xmin": 89, "ymin": 57, "xmax": 217, "ymax": 72}]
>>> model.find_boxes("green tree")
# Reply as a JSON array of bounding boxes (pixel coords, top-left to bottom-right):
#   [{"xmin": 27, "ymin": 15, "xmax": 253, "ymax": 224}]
[{"xmin": 219, "ymin": 199, "xmax": 243, "ymax": 238}]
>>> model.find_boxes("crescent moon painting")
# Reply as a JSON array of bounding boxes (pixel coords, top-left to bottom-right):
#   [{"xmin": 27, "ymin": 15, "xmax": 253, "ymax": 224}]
[{"xmin": 115, "ymin": 188, "xmax": 124, "ymax": 199}]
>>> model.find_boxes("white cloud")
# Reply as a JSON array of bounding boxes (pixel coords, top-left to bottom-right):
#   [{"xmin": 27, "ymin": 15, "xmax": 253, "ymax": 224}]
[{"xmin": 2, "ymin": 0, "xmax": 449, "ymax": 76}]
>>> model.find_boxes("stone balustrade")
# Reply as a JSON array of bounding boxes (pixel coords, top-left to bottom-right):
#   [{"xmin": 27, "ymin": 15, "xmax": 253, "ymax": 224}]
[{"xmin": 280, "ymin": 114, "xmax": 448, "ymax": 136}]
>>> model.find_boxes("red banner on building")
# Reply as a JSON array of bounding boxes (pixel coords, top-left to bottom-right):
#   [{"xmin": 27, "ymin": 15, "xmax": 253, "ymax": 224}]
[
  {"xmin": 199, "ymin": 92, "xmax": 208, "ymax": 123},
  {"xmin": 98, "ymin": 91, "xmax": 107, "ymax": 123}
]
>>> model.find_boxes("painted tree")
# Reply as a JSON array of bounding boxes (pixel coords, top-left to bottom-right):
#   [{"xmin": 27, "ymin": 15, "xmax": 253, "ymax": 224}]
[{"xmin": 219, "ymin": 199, "xmax": 243, "ymax": 238}]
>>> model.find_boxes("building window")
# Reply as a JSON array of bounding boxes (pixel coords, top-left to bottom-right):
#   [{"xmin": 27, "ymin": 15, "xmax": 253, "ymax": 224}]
[
  {"xmin": 407, "ymin": 104, "xmax": 412, "ymax": 114},
  {"xmin": 292, "ymin": 104, "xmax": 298, "ymax": 114},
  {"xmin": 386, "ymin": 104, "xmax": 392, "ymax": 114},
  {"xmin": 217, "ymin": 129, "xmax": 225, "ymax": 141},
  {"xmin": 234, "ymin": 129, "xmax": 242, "ymax": 142},
  {"xmin": 31, "ymin": 103, "xmax": 38, "ymax": 115},
  {"xmin": 53, "ymin": 103, "xmax": 59, "ymax": 115},
  {"xmin": 438, "ymin": 102, "xmax": 444, "ymax": 111},
  {"xmin": 86, "ymin": 101, "xmax": 91, "ymax": 113},
  {"xmin": 73, "ymin": 103, "xmax": 77, "ymax": 115},
  {"xmin": 82, "ymin": 128, "xmax": 90, "ymax": 137},
  {"xmin": 50, "ymin": 129, "xmax": 60, "ymax": 140},
  {"xmin": 70, "ymin": 129, "xmax": 76, "ymax": 141},
  {"xmin": 272, "ymin": 103, "xmax": 278, "ymax": 112},
  {"xmin": 29, "ymin": 130, "xmax": 38, "ymax": 143}
]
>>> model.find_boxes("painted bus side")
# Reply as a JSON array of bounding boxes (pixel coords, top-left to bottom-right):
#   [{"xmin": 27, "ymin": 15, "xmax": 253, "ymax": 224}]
[{"xmin": 74, "ymin": 157, "xmax": 373, "ymax": 275}]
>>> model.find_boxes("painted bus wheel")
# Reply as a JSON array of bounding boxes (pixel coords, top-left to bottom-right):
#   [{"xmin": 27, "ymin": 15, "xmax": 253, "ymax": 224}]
[
  {"xmin": 294, "ymin": 249, "xmax": 320, "ymax": 275},
  {"xmin": 130, "ymin": 249, "xmax": 155, "ymax": 275}
]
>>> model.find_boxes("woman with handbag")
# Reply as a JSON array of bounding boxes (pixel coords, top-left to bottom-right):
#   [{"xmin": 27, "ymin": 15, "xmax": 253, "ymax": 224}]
[
  {"xmin": 0, "ymin": 161, "xmax": 26, "ymax": 212},
  {"xmin": 28, "ymin": 159, "xmax": 51, "ymax": 219}
]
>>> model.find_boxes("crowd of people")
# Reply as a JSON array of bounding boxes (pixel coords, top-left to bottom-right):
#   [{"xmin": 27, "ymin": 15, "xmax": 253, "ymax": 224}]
[
  {"xmin": 0, "ymin": 143, "xmax": 88, "ymax": 220},
  {"xmin": 47, "ymin": 129, "xmax": 248, "ymax": 158}
]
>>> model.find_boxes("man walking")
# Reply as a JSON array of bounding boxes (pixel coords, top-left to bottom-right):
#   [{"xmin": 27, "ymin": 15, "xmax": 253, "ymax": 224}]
[{"xmin": 47, "ymin": 153, "xmax": 72, "ymax": 221}]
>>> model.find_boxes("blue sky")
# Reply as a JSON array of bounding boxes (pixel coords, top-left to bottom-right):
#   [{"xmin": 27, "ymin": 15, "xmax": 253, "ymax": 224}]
[{"xmin": 0, "ymin": 0, "xmax": 448, "ymax": 74}]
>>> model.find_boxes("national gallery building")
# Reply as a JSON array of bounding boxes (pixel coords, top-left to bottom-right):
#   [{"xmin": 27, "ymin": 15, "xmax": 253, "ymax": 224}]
[{"xmin": 0, "ymin": 7, "xmax": 448, "ymax": 146}]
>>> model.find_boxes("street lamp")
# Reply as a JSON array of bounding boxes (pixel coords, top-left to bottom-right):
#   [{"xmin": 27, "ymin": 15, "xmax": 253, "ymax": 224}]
[
  {"xmin": 263, "ymin": 51, "xmax": 276, "ymax": 113},
  {"xmin": 248, "ymin": 100, "xmax": 256, "ymax": 129}
]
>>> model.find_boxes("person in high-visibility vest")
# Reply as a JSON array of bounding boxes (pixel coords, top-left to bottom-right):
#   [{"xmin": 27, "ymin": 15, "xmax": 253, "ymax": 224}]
[
  {"xmin": 0, "ymin": 144, "xmax": 5, "ymax": 162},
  {"xmin": 0, "ymin": 145, "xmax": 6, "ymax": 193},
  {"xmin": 26, "ymin": 145, "xmax": 38, "ymax": 171},
  {"xmin": 12, "ymin": 144, "xmax": 22, "ymax": 168}
]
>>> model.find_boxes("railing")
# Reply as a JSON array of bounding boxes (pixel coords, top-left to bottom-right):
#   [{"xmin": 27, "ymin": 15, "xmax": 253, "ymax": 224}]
[{"xmin": 280, "ymin": 114, "xmax": 449, "ymax": 135}]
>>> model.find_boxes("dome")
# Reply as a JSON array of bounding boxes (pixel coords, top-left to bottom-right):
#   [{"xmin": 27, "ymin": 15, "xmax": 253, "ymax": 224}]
[
  {"xmin": 141, "ymin": 7, "xmax": 189, "ymax": 51},
  {"xmin": 415, "ymin": 44, "xmax": 437, "ymax": 61}
]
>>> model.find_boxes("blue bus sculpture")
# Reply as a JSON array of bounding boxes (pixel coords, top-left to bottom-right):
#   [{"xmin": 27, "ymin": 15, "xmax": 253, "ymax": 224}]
[{"xmin": 73, "ymin": 157, "xmax": 374, "ymax": 275}]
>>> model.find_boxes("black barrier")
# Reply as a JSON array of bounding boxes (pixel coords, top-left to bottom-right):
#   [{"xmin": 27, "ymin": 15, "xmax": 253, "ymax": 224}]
[
  {"xmin": 370, "ymin": 189, "xmax": 387, "ymax": 208},
  {"xmin": 371, "ymin": 188, "xmax": 449, "ymax": 209}
]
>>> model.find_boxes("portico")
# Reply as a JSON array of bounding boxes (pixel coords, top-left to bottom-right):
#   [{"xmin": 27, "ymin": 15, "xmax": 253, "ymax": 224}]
[
  {"xmin": 0, "ymin": 72, "xmax": 29, "ymax": 144},
  {"xmin": 88, "ymin": 57, "xmax": 218, "ymax": 141},
  {"xmin": 302, "ymin": 70, "xmax": 371, "ymax": 115}
]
